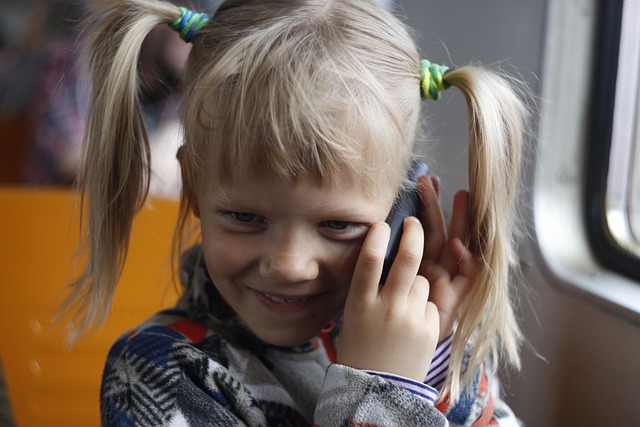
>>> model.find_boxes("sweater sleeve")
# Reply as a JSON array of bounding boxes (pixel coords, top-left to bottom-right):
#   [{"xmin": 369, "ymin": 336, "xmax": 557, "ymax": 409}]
[{"xmin": 314, "ymin": 364, "xmax": 447, "ymax": 427}]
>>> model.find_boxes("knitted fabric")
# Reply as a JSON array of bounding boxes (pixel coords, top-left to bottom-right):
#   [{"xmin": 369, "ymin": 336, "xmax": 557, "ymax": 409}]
[{"xmin": 100, "ymin": 246, "xmax": 521, "ymax": 426}]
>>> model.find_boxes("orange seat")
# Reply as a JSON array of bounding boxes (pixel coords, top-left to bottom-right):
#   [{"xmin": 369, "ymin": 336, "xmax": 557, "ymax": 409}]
[{"xmin": 0, "ymin": 187, "xmax": 180, "ymax": 427}]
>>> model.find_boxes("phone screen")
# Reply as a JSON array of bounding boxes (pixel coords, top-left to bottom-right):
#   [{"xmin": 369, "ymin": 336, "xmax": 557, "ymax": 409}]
[{"xmin": 380, "ymin": 160, "xmax": 429, "ymax": 284}]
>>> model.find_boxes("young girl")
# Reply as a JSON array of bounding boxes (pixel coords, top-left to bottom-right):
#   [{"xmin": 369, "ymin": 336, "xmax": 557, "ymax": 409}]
[{"xmin": 63, "ymin": 0, "xmax": 528, "ymax": 425}]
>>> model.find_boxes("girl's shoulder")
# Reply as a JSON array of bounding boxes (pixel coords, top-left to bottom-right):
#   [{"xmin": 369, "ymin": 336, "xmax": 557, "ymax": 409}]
[
  {"xmin": 111, "ymin": 309, "xmax": 206, "ymax": 345},
  {"xmin": 103, "ymin": 309, "xmax": 235, "ymax": 373},
  {"xmin": 100, "ymin": 310, "xmax": 276, "ymax": 426}
]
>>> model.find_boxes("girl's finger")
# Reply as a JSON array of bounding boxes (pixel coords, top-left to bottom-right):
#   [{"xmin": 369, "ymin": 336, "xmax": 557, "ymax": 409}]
[
  {"xmin": 408, "ymin": 274, "xmax": 430, "ymax": 308},
  {"xmin": 347, "ymin": 222, "xmax": 390, "ymax": 304},
  {"xmin": 418, "ymin": 175, "xmax": 446, "ymax": 261},
  {"xmin": 439, "ymin": 237, "xmax": 475, "ymax": 285},
  {"xmin": 382, "ymin": 217, "xmax": 425, "ymax": 301},
  {"xmin": 448, "ymin": 190, "xmax": 470, "ymax": 242},
  {"xmin": 425, "ymin": 301, "xmax": 440, "ymax": 327},
  {"xmin": 448, "ymin": 241, "xmax": 476, "ymax": 307},
  {"xmin": 431, "ymin": 176, "xmax": 441, "ymax": 200},
  {"xmin": 452, "ymin": 238, "xmax": 476, "ymax": 282}
]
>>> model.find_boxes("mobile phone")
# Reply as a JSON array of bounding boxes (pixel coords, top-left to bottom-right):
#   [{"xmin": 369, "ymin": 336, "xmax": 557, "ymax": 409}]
[{"xmin": 380, "ymin": 160, "xmax": 429, "ymax": 284}]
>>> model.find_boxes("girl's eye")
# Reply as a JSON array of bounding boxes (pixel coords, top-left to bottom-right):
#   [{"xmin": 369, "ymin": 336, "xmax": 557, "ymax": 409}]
[
  {"xmin": 320, "ymin": 220, "xmax": 369, "ymax": 240},
  {"xmin": 224, "ymin": 211, "xmax": 266, "ymax": 224},
  {"xmin": 324, "ymin": 220, "xmax": 352, "ymax": 230},
  {"xmin": 231, "ymin": 212, "xmax": 258, "ymax": 222}
]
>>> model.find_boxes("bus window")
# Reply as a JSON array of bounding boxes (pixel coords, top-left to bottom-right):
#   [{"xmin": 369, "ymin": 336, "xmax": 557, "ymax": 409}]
[
  {"xmin": 587, "ymin": 0, "xmax": 640, "ymax": 281},
  {"xmin": 535, "ymin": 0, "xmax": 640, "ymax": 324}
]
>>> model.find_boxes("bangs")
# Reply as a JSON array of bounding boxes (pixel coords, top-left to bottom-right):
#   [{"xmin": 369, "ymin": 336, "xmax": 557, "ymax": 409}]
[{"xmin": 180, "ymin": 0, "xmax": 420, "ymax": 194}]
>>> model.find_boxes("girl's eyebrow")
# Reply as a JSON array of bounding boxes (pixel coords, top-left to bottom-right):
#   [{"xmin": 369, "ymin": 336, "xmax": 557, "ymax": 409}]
[
  {"xmin": 209, "ymin": 197, "xmax": 260, "ymax": 211},
  {"xmin": 317, "ymin": 208, "xmax": 380, "ymax": 221},
  {"xmin": 210, "ymin": 194, "xmax": 380, "ymax": 222}
]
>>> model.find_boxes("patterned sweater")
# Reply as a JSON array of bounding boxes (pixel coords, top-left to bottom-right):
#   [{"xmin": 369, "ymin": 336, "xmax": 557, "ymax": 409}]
[{"xmin": 100, "ymin": 247, "xmax": 521, "ymax": 426}]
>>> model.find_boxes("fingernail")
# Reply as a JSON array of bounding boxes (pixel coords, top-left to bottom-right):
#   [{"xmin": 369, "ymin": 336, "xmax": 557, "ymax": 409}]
[
  {"xmin": 405, "ymin": 216, "xmax": 421, "ymax": 224},
  {"xmin": 375, "ymin": 221, "xmax": 390, "ymax": 229}
]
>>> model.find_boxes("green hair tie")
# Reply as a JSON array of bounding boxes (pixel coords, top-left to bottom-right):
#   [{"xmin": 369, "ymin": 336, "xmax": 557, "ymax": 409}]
[
  {"xmin": 420, "ymin": 59, "xmax": 450, "ymax": 100},
  {"xmin": 170, "ymin": 6, "xmax": 209, "ymax": 43}
]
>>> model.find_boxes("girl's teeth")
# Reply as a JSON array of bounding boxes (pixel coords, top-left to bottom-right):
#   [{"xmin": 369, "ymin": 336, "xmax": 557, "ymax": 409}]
[{"xmin": 266, "ymin": 294, "xmax": 307, "ymax": 303}]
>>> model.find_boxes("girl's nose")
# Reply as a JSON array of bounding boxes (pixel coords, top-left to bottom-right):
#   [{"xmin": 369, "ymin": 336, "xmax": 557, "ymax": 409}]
[{"xmin": 259, "ymin": 233, "xmax": 319, "ymax": 283}]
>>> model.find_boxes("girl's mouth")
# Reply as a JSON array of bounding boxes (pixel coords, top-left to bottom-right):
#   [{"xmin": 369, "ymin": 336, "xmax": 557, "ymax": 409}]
[
  {"xmin": 252, "ymin": 289, "xmax": 317, "ymax": 314},
  {"xmin": 262, "ymin": 293, "xmax": 309, "ymax": 303}
]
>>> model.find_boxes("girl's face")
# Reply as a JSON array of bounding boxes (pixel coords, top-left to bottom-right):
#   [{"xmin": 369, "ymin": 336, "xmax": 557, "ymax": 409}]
[{"xmin": 194, "ymin": 171, "xmax": 396, "ymax": 346}]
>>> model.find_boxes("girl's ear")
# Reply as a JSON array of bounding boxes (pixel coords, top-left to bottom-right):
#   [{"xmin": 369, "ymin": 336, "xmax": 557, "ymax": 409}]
[{"xmin": 177, "ymin": 146, "xmax": 200, "ymax": 218}]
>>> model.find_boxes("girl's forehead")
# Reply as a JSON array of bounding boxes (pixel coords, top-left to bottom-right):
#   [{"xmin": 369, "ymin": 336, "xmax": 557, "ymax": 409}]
[
  {"xmin": 185, "ymin": 117, "xmax": 412, "ymax": 205},
  {"xmin": 204, "ymin": 170, "xmax": 397, "ymax": 220},
  {"xmin": 203, "ymin": 159, "xmax": 399, "ymax": 196}
]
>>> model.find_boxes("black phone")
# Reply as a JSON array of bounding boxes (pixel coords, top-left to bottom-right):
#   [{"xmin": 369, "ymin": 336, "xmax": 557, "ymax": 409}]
[{"xmin": 380, "ymin": 160, "xmax": 429, "ymax": 284}]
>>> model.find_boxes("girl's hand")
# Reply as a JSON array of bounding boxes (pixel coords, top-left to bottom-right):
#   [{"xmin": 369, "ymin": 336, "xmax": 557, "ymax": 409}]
[
  {"xmin": 418, "ymin": 176, "xmax": 477, "ymax": 342},
  {"xmin": 338, "ymin": 220, "xmax": 439, "ymax": 382}
]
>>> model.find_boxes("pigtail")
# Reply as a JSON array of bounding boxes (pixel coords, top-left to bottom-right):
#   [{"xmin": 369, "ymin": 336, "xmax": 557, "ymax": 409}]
[
  {"xmin": 441, "ymin": 66, "xmax": 527, "ymax": 400},
  {"xmin": 59, "ymin": 0, "xmax": 182, "ymax": 341}
]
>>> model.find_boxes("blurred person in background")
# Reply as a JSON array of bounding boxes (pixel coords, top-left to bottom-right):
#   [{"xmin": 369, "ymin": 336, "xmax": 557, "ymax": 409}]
[
  {"xmin": 1, "ymin": 0, "xmax": 203, "ymax": 198},
  {"xmin": 17, "ymin": 0, "xmax": 88, "ymax": 186}
]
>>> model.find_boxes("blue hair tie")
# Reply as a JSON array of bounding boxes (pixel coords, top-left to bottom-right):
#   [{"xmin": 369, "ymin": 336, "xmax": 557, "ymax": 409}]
[{"xmin": 170, "ymin": 6, "xmax": 209, "ymax": 43}]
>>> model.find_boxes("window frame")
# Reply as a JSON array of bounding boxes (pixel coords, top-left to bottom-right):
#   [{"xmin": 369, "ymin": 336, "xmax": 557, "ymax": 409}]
[
  {"xmin": 533, "ymin": 0, "xmax": 640, "ymax": 326},
  {"xmin": 586, "ymin": 0, "xmax": 640, "ymax": 281}
]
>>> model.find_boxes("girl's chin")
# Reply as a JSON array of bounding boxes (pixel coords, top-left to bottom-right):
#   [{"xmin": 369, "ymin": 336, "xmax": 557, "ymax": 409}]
[
  {"xmin": 258, "ymin": 331, "xmax": 318, "ymax": 347},
  {"xmin": 252, "ymin": 324, "xmax": 327, "ymax": 347}
]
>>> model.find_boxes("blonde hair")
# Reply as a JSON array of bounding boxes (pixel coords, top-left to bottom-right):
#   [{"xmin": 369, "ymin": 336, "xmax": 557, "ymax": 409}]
[
  {"xmin": 441, "ymin": 67, "xmax": 526, "ymax": 400},
  {"xmin": 61, "ymin": 0, "xmax": 527, "ymax": 403}
]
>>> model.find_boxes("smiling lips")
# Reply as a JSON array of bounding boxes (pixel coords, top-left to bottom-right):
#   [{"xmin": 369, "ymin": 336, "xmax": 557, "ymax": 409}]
[
  {"xmin": 263, "ymin": 293, "xmax": 309, "ymax": 303},
  {"xmin": 252, "ymin": 289, "xmax": 318, "ymax": 313}
]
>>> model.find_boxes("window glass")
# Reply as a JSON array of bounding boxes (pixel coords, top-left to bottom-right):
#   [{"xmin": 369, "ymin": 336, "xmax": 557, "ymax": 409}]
[
  {"xmin": 589, "ymin": 0, "xmax": 640, "ymax": 279},
  {"xmin": 605, "ymin": 0, "xmax": 640, "ymax": 255}
]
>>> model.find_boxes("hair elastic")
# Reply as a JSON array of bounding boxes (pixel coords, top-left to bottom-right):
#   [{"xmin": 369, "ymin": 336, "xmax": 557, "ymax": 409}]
[
  {"xmin": 170, "ymin": 6, "xmax": 209, "ymax": 43},
  {"xmin": 420, "ymin": 59, "xmax": 450, "ymax": 101}
]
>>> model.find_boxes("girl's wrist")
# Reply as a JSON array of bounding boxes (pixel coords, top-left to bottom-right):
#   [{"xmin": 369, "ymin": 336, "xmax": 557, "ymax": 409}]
[{"xmin": 364, "ymin": 369, "xmax": 439, "ymax": 405}]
